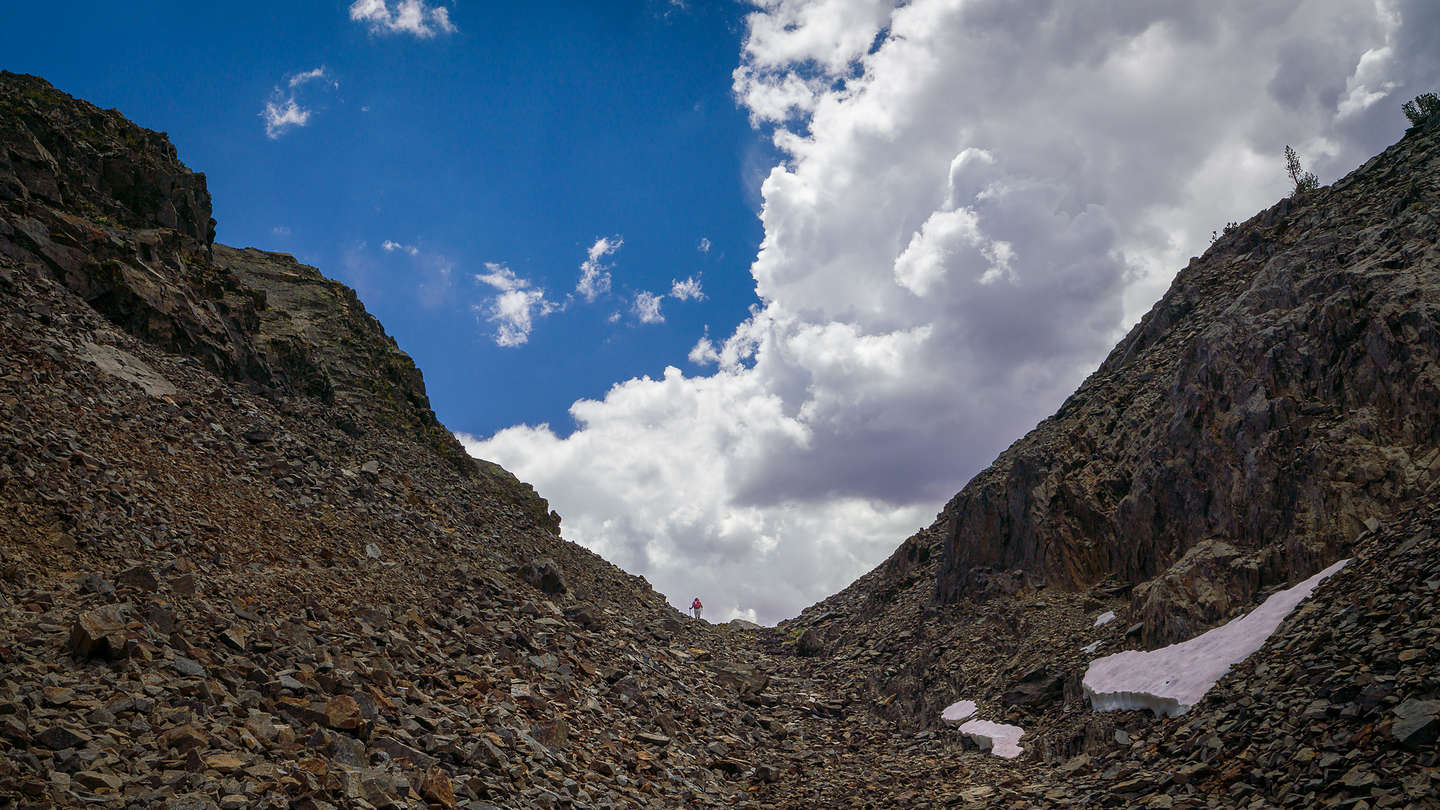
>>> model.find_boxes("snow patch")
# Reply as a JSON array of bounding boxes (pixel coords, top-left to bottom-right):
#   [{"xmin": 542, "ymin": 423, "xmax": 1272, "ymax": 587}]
[
  {"xmin": 1093, "ymin": 610, "xmax": 1116, "ymax": 628},
  {"xmin": 1083, "ymin": 559, "xmax": 1348, "ymax": 717},
  {"xmin": 940, "ymin": 700, "xmax": 977, "ymax": 725},
  {"xmin": 958, "ymin": 719, "xmax": 1025, "ymax": 759},
  {"xmin": 1081, "ymin": 640, "xmax": 1103, "ymax": 655}
]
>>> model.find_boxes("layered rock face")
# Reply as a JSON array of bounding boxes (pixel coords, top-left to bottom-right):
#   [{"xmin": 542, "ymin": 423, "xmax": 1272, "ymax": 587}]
[
  {"xmin": 0, "ymin": 71, "xmax": 541, "ymax": 509},
  {"xmin": 765, "ymin": 111, "xmax": 1440, "ymax": 807},
  {"xmin": 918, "ymin": 112, "xmax": 1440, "ymax": 644}
]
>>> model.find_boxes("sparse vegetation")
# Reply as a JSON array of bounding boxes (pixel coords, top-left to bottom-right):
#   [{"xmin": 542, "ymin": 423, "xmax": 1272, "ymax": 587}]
[
  {"xmin": 1402, "ymin": 92, "xmax": 1438, "ymax": 128},
  {"xmin": 1210, "ymin": 221, "xmax": 1238, "ymax": 244},
  {"xmin": 1285, "ymin": 145, "xmax": 1319, "ymax": 197}
]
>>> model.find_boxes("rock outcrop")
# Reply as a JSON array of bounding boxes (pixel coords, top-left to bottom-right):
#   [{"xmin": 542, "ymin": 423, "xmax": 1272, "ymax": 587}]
[{"xmin": 840, "ymin": 106, "xmax": 1440, "ymax": 646}]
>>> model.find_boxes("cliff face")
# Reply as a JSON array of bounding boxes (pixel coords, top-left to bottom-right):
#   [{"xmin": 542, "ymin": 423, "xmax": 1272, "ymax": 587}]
[
  {"xmin": 774, "ymin": 111, "xmax": 1440, "ymax": 745},
  {"xmin": 917, "ymin": 113, "xmax": 1440, "ymax": 644},
  {"xmin": 0, "ymin": 71, "xmax": 548, "ymax": 513}
]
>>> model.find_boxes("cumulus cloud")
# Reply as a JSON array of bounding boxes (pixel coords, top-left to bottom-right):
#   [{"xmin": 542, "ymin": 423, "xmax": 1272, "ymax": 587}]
[
  {"xmin": 688, "ymin": 334, "xmax": 720, "ymax": 366},
  {"xmin": 670, "ymin": 276, "xmax": 706, "ymax": 301},
  {"xmin": 576, "ymin": 236, "xmax": 622, "ymax": 302},
  {"xmin": 475, "ymin": 263, "xmax": 554, "ymax": 347},
  {"xmin": 632, "ymin": 291, "xmax": 665, "ymax": 324},
  {"xmin": 260, "ymin": 66, "xmax": 335, "ymax": 140},
  {"xmin": 349, "ymin": 0, "xmax": 457, "ymax": 38},
  {"xmin": 466, "ymin": 0, "xmax": 1432, "ymax": 624}
]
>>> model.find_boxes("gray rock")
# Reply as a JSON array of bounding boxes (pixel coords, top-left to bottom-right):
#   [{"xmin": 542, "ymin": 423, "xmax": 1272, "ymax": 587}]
[
  {"xmin": 519, "ymin": 558, "xmax": 567, "ymax": 595},
  {"xmin": 1391, "ymin": 698, "xmax": 1440, "ymax": 749}
]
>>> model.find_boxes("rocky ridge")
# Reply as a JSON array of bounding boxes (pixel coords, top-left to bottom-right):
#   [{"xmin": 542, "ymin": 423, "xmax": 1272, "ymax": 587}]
[{"xmin": 786, "ymin": 100, "xmax": 1440, "ymax": 693}]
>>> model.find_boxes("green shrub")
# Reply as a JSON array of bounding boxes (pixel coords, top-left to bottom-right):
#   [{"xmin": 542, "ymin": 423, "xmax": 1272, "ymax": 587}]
[
  {"xmin": 1402, "ymin": 92, "xmax": 1439, "ymax": 128},
  {"xmin": 1284, "ymin": 145, "xmax": 1319, "ymax": 196}
]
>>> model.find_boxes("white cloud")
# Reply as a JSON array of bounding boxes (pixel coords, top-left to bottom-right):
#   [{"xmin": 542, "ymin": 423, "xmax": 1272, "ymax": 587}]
[
  {"xmin": 577, "ymin": 236, "xmax": 622, "ymax": 302},
  {"xmin": 466, "ymin": 0, "xmax": 1431, "ymax": 624},
  {"xmin": 349, "ymin": 0, "xmax": 457, "ymax": 38},
  {"xmin": 260, "ymin": 66, "xmax": 335, "ymax": 140},
  {"xmin": 698, "ymin": 236, "xmax": 712, "ymax": 253},
  {"xmin": 261, "ymin": 97, "xmax": 310, "ymax": 139},
  {"xmin": 475, "ymin": 263, "xmax": 554, "ymax": 346},
  {"xmin": 632, "ymin": 291, "xmax": 664, "ymax": 324},
  {"xmin": 382, "ymin": 239, "xmax": 420, "ymax": 256},
  {"xmin": 669, "ymin": 276, "xmax": 706, "ymax": 301},
  {"xmin": 688, "ymin": 335, "xmax": 720, "ymax": 365},
  {"xmin": 288, "ymin": 66, "xmax": 334, "ymax": 88},
  {"xmin": 272, "ymin": 225, "xmax": 291, "ymax": 236}
]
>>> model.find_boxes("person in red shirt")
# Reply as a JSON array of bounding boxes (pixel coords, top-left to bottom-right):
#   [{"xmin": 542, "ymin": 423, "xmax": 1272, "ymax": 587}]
[{"xmin": 691, "ymin": 597, "xmax": 703, "ymax": 620}]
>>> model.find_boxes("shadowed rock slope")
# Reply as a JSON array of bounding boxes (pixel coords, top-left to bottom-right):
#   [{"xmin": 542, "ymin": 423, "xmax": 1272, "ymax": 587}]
[
  {"xmin": 0, "ymin": 72, "xmax": 793, "ymax": 810},
  {"xmin": 772, "ymin": 102, "xmax": 1440, "ymax": 804}
]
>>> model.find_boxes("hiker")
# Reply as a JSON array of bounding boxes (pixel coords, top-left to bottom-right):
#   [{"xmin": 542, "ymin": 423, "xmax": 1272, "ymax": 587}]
[{"xmin": 691, "ymin": 597, "xmax": 703, "ymax": 620}]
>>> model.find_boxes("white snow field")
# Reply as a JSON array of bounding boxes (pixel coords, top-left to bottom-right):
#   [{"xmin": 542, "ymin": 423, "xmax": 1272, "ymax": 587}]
[
  {"xmin": 940, "ymin": 700, "xmax": 977, "ymax": 725},
  {"xmin": 1083, "ymin": 559, "xmax": 1349, "ymax": 717},
  {"xmin": 957, "ymin": 719, "xmax": 1026, "ymax": 759}
]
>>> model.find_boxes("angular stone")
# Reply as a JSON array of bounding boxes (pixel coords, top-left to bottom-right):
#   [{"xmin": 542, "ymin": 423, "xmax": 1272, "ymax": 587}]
[
  {"xmin": 68, "ymin": 604, "xmax": 129, "ymax": 660},
  {"xmin": 172, "ymin": 656, "xmax": 207, "ymax": 678},
  {"xmin": 159, "ymin": 725, "xmax": 208, "ymax": 754},
  {"xmin": 519, "ymin": 558, "xmax": 567, "ymax": 595},
  {"xmin": 37, "ymin": 726, "xmax": 87, "ymax": 750},
  {"xmin": 1392, "ymin": 699, "xmax": 1440, "ymax": 749},
  {"xmin": 418, "ymin": 767, "xmax": 457, "ymax": 810},
  {"xmin": 324, "ymin": 695, "xmax": 362, "ymax": 730},
  {"xmin": 117, "ymin": 565, "xmax": 159, "ymax": 592}
]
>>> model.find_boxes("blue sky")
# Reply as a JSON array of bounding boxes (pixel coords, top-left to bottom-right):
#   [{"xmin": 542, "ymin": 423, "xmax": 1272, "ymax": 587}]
[
  {"xmin": 6, "ymin": 1, "xmax": 1435, "ymax": 624},
  {"xmin": 4, "ymin": 0, "xmax": 766, "ymax": 435}
]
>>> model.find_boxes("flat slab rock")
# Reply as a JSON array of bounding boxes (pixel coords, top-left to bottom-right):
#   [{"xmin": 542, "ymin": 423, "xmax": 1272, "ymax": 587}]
[{"xmin": 1083, "ymin": 559, "xmax": 1348, "ymax": 717}]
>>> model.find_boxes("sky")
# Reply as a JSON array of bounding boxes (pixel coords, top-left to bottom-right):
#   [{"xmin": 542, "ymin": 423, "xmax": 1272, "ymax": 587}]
[{"xmin": 5, "ymin": 1, "xmax": 1436, "ymax": 624}]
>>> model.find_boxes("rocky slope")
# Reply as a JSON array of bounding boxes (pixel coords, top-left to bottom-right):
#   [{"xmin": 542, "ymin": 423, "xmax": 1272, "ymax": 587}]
[
  {"xmin": 1, "ymin": 72, "xmax": 1437, "ymax": 810},
  {"xmin": 773, "ymin": 102, "xmax": 1440, "ymax": 804},
  {"xmin": 0, "ymin": 72, "xmax": 786, "ymax": 810},
  {"xmin": 928, "ymin": 115, "xmax": 1440, "ymax": 628}
]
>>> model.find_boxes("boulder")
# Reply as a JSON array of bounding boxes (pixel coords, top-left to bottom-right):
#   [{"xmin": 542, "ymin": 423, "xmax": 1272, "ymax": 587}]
[
  {"xmin": 68, "ymin": 604, "xmax": 129, "ymax": 660},
  {"xmin": 1391, "ymin": 699, "xmax": 1440, "ymax": 749},
  {"xmin": 519, "ymin": 558, "xmax": 567, "ymax": 595},
  {"xmin": 796, "ymin": 628, "xmax": 826, "ymax": 658}
]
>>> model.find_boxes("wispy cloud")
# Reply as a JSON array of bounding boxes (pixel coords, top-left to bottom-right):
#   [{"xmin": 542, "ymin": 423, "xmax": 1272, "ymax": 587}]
[
  {"xmin": 475, "ymin": 263, "xmax": 554, "ymax": 346},
  {"xmin": 260, "ymin": 66, "xmax": 335, "ymax": 140},
  {"xmin": 288, "ymin": 67, "xmax": 334, "ymax": 88},
  {"xmin": 669, "ymin": 276, "xmax": 705, "ymax": 301},
  {"xmin": 382, "ymin": 239, "xmax": 420, "ymax": 256},
  {"xmin": 577, "ymin": 235, "xmax": 622, "ymax": 302},
  {"xmin": 261, "ymin": 97, "xmax": 310, "ymax": 139},
  {"xmin": 632, "ymin": 290, "xmax": 664, "ymax": 324},
  {"xmin": 697, "ymin": 237, "xmax": 711, "ymax": 253},
  {"xmin": 349, "ymin": 0, "xmax": 457, "ymax": 38}
]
